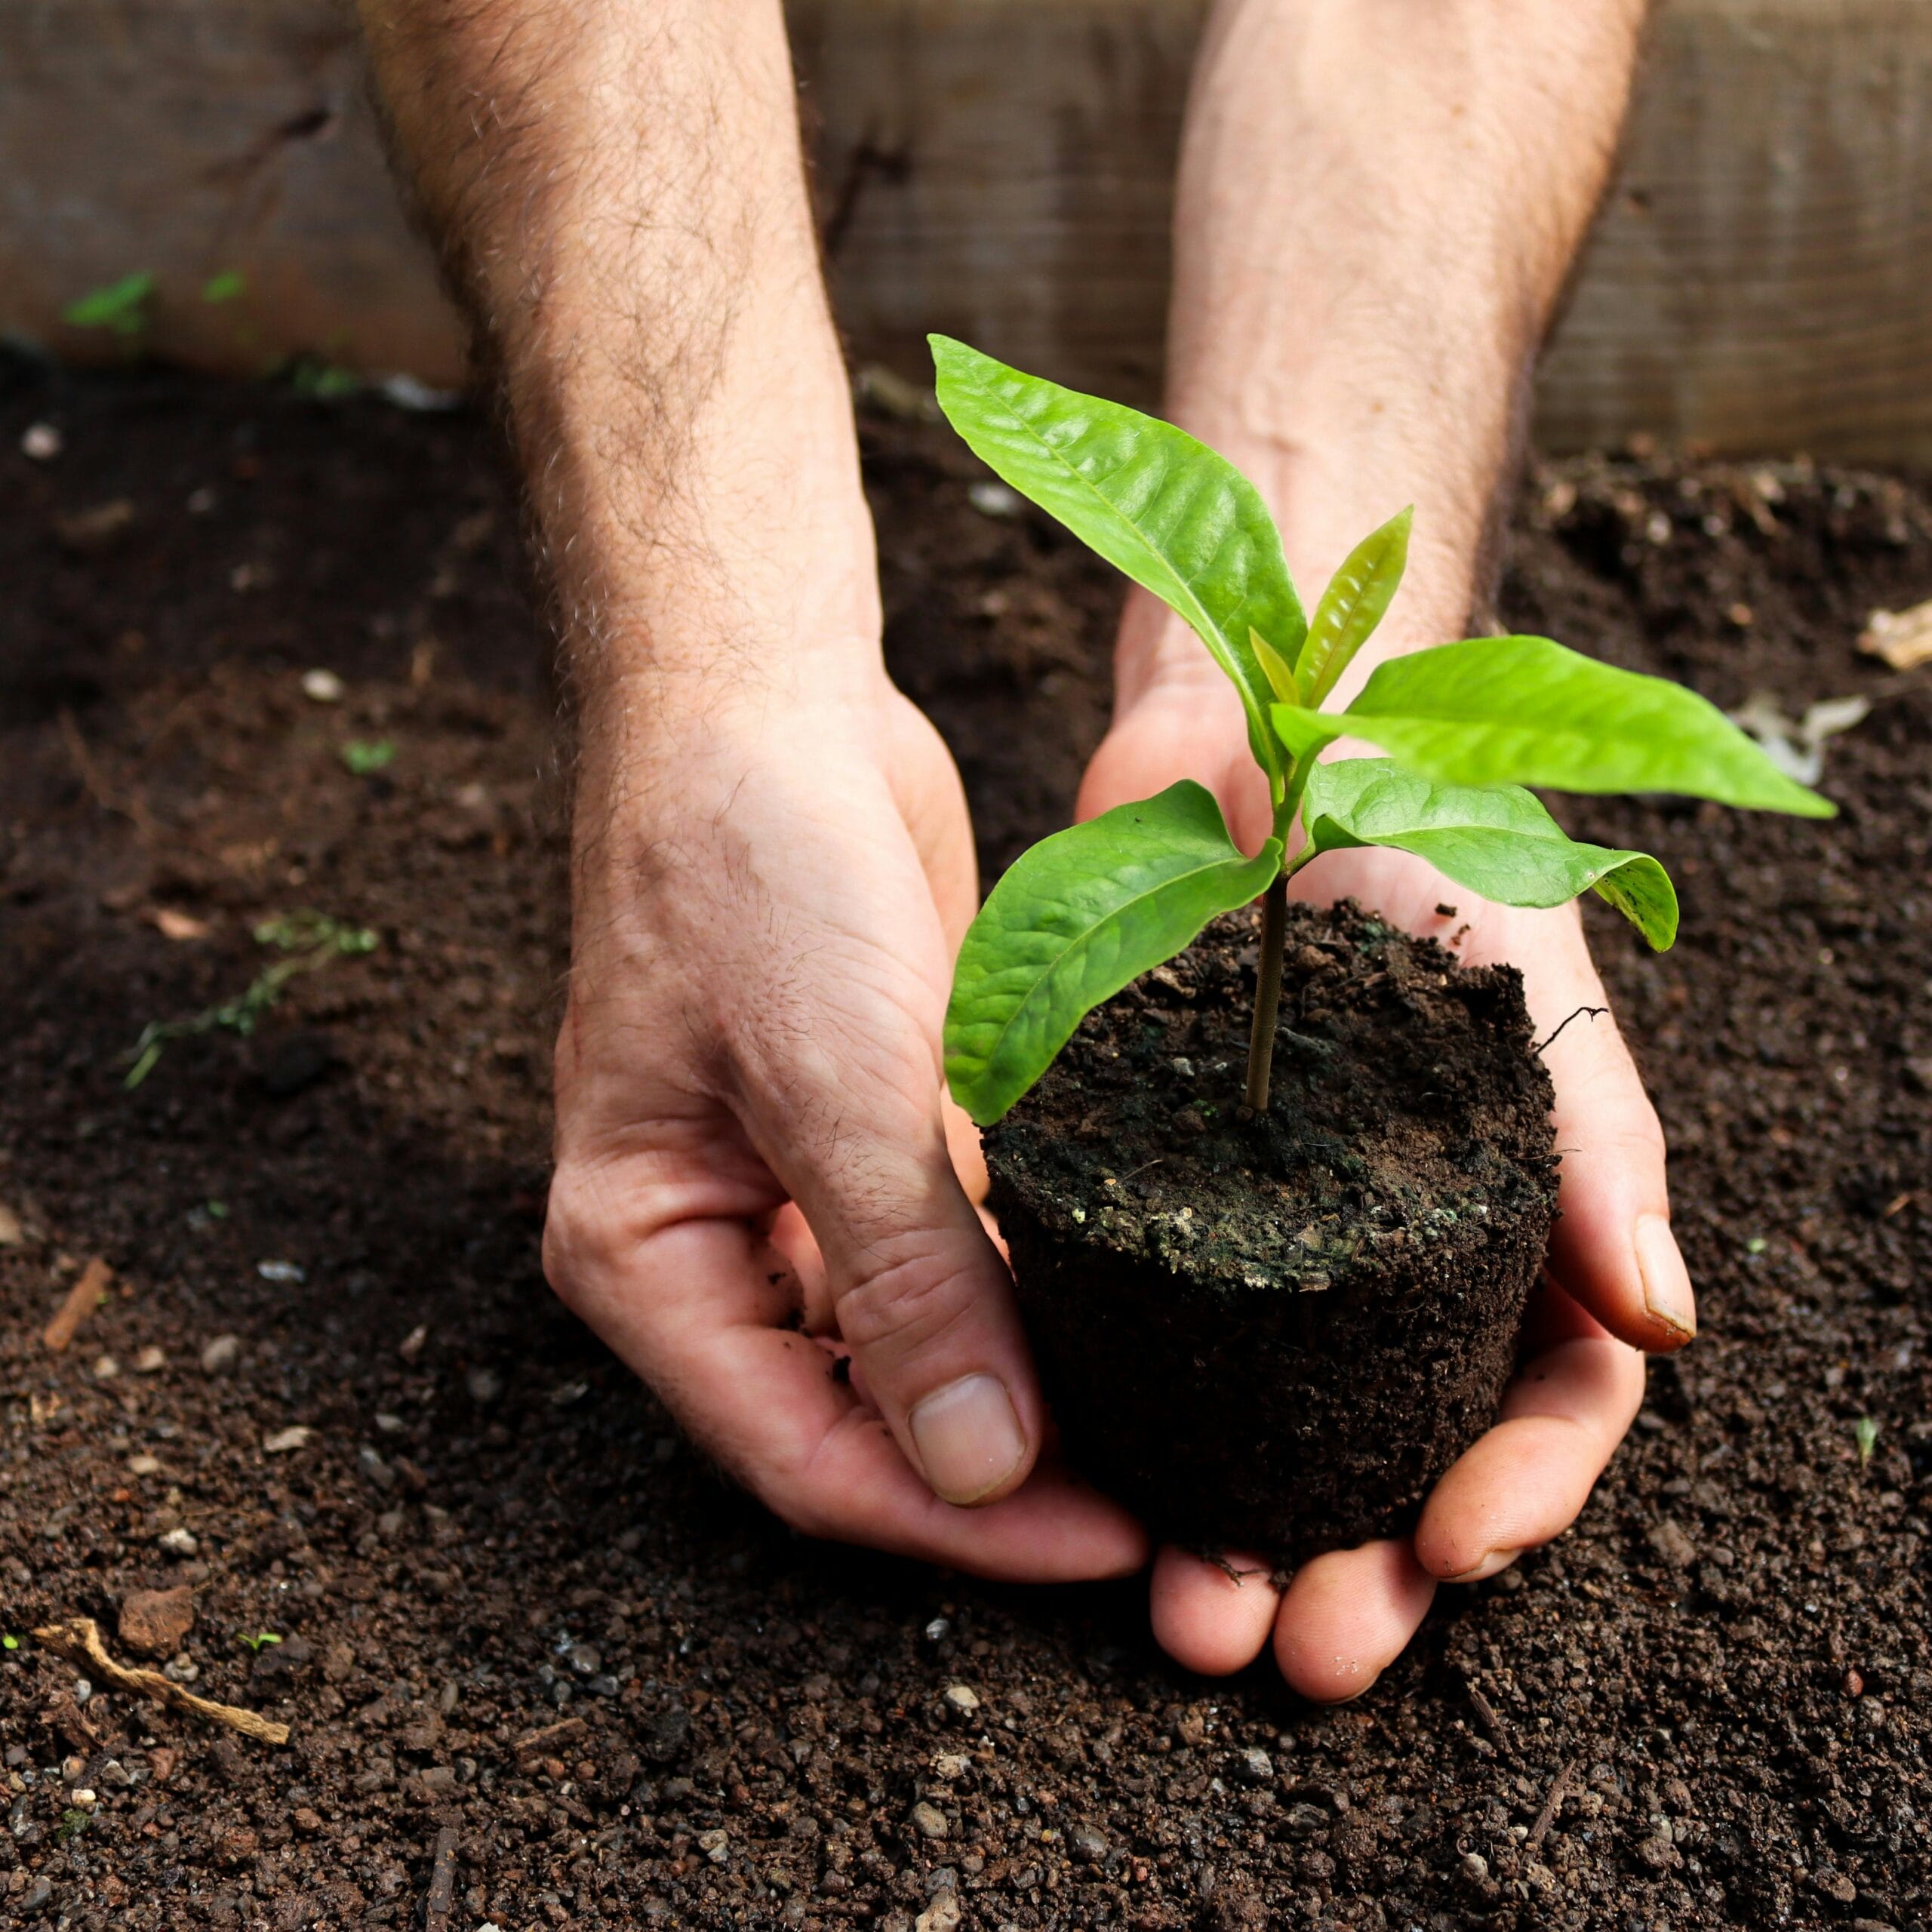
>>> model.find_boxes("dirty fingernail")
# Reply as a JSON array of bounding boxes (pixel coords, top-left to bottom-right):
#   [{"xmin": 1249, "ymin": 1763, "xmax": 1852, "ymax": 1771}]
[
  {"xmin": 1635, "ymin": 1214, "xmax": 1695, "ymax": 1340},
  {"xmin": 1443, "ymin": 1547, "xmax": 1521, "ymax": 1585},
  {"xmin": 909, "ymin": 1374, "xmax": 1027, "ymax": 1505}
]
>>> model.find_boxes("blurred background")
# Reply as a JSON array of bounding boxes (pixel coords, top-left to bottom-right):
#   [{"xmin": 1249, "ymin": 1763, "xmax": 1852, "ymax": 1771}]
[{"xmin": 5, "ymin": 0, "xmax": 1930, "ymax": 457}]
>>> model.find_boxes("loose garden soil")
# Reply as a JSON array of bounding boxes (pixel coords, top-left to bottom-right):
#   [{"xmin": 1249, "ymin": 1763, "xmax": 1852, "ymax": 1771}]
[
  {"xmin": 989, "ymin": 903, "xmax": 1558, "ymax": 1570},
  {"xmin": 1, "ymin": 354, "xmax": 1928, "ymax": 1931}
]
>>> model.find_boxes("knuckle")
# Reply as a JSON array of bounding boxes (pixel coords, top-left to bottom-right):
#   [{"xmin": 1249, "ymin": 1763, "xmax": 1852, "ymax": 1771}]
[{"xmin": 835, "ymin": 1235, "xmax": 983, "ymax": 1357}]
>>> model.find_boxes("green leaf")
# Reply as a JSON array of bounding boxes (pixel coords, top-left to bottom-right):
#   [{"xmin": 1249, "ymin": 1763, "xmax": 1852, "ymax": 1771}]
[
  {"xmin": 1273, "ymin": 635, "xmax": 1834, "ymax": 815},
  {"xmin": 1249, "ymin": 627, "xmax": 1299, "ymax": 704},
  {"xmin": 202, "ymin": 269, "xmax": 248, "ymax": 306},
  {"xmin": 339, "ymin": 738, "xmax": 396, "ymax": 776},
  {"xmin": 946, "ymin": 782, "xmax": 1281, "ymax": 1124},
  {"xmin": 1294, "ymin": 506, "xmax": 1412, "ymax": 705},
  {"xmin": 63, "ymin": 272, "xmax": 155, "ymax": 337},
  {"xmin": 931, "ymin": 335, "xmax": 1302, "ymax": 789},
  {"xmin": 1300, "ymin": 760, "xmax": 1679, "ymax": 949}
]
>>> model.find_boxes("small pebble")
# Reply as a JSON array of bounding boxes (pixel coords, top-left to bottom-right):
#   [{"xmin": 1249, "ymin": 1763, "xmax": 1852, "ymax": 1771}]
[
  {"xmin": 932, "ymin": 1752, "xmax": 972, "ymax": 1781},
  {"xmin": 127, "ymin": 1454, "xmax": 161, "ymax": 1477},
  {"xmin": 69, "ymin": 1788, "xmax": 96, "ymax": 1809},
  {"xmin": 1070, "ymin": 1825, "xmax": 1108, "ymax": 1863},
  {"xmin": 373, "ymin": 1411, "xmax": 405, "ymax": 1434},
  {"xmin": 61, "ymin": 1754, "xmax": 86, "ymax": 1782},
  {"xmin": 910, "ymin": 1800, "xmax": 949, "ymax": 1841},
  {"xmin": 200, "ymin": 1334, "xmax": 241, "ymax": 1376},
  {"xmin": 133, "ymin": 1346, "xmax": 166, "ymax": 1374},
  {"xmin": 1844, "ymin": 1668, "xmax": 1865, "ymax": 1697},
  {"xmin": 256, "ymin": 1259, "xmax": 306, "ymax": 1284},
  {"xmin": 20, "ymin": 423, "xmax": 63, "ymax": 461},
  {"xmin": 1237, "ymin": 1745, "xmax": 1274, "ymax": 1784},
  {"xmin": 923, "ymin": 1617, "xmax": 951, "ymax": 1643},
  {"xmin": 466, "ymin": 1367, "xmax": 503, "ymax": 1404},
  {"xmin": 158, "ymin": 1527, "xmax": 199, "ymax": 1557},
  {"xmin": 968, "ymin": 480, "xmax": 1023, "ymax": 518},
  {"xmin": 300, "ymin": 669, "xmax": 346, "ymax": 703},
  {"xmin": 263, "ymin": 1426, "xmax": 312, "ymax": 1455},
  {"xmin": 697, "ymin": 1828, "xmax": 729, "ymax": 1863},
  {"xmin": 941, "ymin": 1684, "xmax": 980, "ymax": 1716},
  {"xmin": 1461, "ymin": 1850, "xmax": 1490, "ymax": 1883},
  {"xmin": 92, "ymin": 1354, "xmax": 120, "ymax": 1382}
]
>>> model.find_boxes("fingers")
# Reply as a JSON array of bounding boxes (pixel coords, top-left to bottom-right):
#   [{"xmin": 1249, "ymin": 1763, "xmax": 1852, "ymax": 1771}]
[
  {"xmin": 1272, "ymin": 1542, "xmax": 1438, "ymax": 1703},
  {"xmin": 1414, "ymin": 1296, "xmax": 1645, "ymax": 1583},
  {"xmin": 548, "ymin": 1203, "xmax": 1148, "ymax": 1580},
  {"xmin": 1516, "ymin": 918, "xmax": 1696, "ymax": 1353},
  {"xmin": 1149, "ymin": 1546, "xmax": 1281, "ymax": 1676}
]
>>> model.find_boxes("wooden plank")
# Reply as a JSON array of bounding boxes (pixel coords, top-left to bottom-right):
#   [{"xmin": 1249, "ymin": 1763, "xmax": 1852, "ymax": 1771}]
[{"xmin": 3, "ymin": 0, "xmax": 1928, "ymax": 460}]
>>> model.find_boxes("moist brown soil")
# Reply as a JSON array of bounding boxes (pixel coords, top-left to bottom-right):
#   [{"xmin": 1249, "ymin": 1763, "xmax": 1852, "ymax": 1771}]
[
  {"xmin": 2, "ymin": 352, "xmax": 1930, "ymax": 1930},
  {"xmin": 987, "ymin": 902, "xmax": 1558, "ymax": 1568}
]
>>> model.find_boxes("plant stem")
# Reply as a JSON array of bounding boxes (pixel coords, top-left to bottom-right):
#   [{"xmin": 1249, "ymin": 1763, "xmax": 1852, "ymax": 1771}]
[
  {"xmin": 1243, "ymin": 869, "xmax": 1290, "ymax": 1112},
  {"xmin": 1244, "ymin": 755, "xmax": 1318, "ymax": 1115}
]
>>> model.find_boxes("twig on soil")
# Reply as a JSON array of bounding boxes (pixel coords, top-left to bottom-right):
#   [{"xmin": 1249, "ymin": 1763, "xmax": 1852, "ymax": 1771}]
[
  {"xmin": 423, "ymin": 1826, "xmax": 461, "ymax": 1931},
  {"xmin": 43, "ymin": 1257, "xmax": 113, "ymax": 1353},
  {"xmin": 1464, "ymin": 1678, "xmax": 1513, "ymax": 1757},
  {"xmin": 30, "ymin": 1619, "xmax": 291, "ymax": 1746},
  {"xmin": 1527, "ymin": 1757, "xmax": 1580, "ymax": 1847},
  {"xmin": 1534, "ymin": 1006, "xmax": 1607, "ymax": 1057},
  {"xmin": 57, "ymin": 708, "xmax": 160, "ymax": 844}
]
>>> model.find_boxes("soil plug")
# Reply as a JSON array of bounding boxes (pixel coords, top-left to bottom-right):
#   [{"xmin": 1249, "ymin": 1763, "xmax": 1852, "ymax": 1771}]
[{"xmin": 928, "ymin": 336, "xmax": 1834, "ymax": 1560}]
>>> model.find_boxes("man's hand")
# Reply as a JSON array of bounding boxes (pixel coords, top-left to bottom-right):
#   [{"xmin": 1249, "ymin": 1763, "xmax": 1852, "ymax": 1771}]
[
  {"xmin": 545, "ymin": 679, "xmax": 1146, "ymax": 1580},
  {"xmin": 1081, "ymin": 608, "xmax": 1691, "ymax": 1697},
  {"xmin": 1092, "ymin": 0, "xmax": 1663, "ymax": 1692}
]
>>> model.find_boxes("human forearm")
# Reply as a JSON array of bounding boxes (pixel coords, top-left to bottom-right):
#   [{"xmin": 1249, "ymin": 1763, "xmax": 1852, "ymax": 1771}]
[
  {"xmin": 358, "ymin": 0, "xmax": 882, "ymax": 780},
  {"xmin": 1133, "ymin": 0, "xmax": 1648, "ymax": 693}
]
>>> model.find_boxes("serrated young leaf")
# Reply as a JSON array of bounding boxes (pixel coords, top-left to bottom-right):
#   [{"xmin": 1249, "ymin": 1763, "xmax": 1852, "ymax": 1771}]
[
  {"xmin": 1272, "ymin": 635, "xmax": 1834, "ymax": 815},
  {"xmin": 931, "ymin": 335, "xmax": 1302, "ymax": 789},
  {"xmin": 945, "ymin": 782, "xmax": 1282, "ymax": 1124},
  {"xmin": 1294, "ymin": 505, "xmax": 1412, "ymax": 705},
  {"xmin": 1248, "ymin": 627, "xmax": 1299, "ymax": 703},
  {"xmin": 1300, "ymin": 759, "xmax": 1679, "ymax": 948}
]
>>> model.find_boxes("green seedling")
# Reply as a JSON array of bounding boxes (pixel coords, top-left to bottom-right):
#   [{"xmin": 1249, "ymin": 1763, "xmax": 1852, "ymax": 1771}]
[
  {"xmin": 125, "ymin": 911, "xmax": 378, "ymax": 1088},
  {"xmin": 1854, "ymin": 1417, "xmax": 1879, "ymax": 1467},
  {"xmin": 931, "ymin": 337, "xmax": 1832, "ymax": 1123},
  {"xmin": 340, "ymin": 737, "xmax": 397, "ymax": 776},
  {"xmin": 63, "ymin": 272, "xmax": 155, "ymax": 338},
  {"xmin": 58, "ymin": 1808, "xmax": 91, "ymax": 1842},
  {"xmin": 2, "ymin": 1634, "xmax": 18, "ymax": 1651},
  {"xmin": 236, "ymin": 1629, "xmax": 282, "ymax": 1653},
  {"xmin": 202, "ymin": 269, "xmax": 248, "ymax": 306}
]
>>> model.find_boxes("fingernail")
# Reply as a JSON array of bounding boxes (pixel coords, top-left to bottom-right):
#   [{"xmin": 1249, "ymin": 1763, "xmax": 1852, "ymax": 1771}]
[
  {"xmin": 1443, "ymin": 1547, "xmax": 1521, "ymax": 1585},
  {"xmin": 909, "ymin": 1374, "xmax": 1028, "ymax": 1505},
  {"xmin": 1635, "ymin": 1214, "xmax": 1696, "ymax": 1340}
]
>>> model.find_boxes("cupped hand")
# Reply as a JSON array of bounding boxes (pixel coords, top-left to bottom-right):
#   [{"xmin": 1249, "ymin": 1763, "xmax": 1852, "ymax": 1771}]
[
  {"xmin": 1079, "ymin": 608, "xmax": 1694, "ymax": 1698},
  {"xmin": 544, "ymin": 678, "xmax": 1146, "ymax": 1582}
]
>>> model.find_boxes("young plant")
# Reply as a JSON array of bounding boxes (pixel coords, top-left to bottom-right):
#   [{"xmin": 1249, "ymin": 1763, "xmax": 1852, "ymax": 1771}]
[{"xmin": 931, "ymin": 337, "xmax": 1832, "ymax": 1124}]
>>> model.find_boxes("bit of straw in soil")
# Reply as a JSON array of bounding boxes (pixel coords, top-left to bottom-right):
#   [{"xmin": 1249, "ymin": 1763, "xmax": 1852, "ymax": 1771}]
[
  {"xmin": 43, "ymin": 1257, "xmax": 113, "ymax": 1353},
  {"xmin": 31, "ymin": 1618, "xmax": 291, "ymax": 1746},
  {"xmin": 1527, "ymin": 1758, "xmax": 1580, "ymax": 1848}
]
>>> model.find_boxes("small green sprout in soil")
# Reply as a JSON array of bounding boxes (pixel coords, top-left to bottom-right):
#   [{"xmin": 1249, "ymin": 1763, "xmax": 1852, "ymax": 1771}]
[
  {"xmin": 2, "ymin": 1634, "xmax": 17, "ymax": 1651},
  {"xmin": 58, "ymin": 1810, "xmax": 91, "ymax": 1843},
  {"xmin": 125, "ymin": 912, "xmax": 377, "ymax": 1088},
  {"xmin": 1854, "ymin": 1416, "xmax": 1880, "ymax": 1466},
  {"xmin": 63, "ymin": 272, "xmax": 155, "ymax": 339},
  {"xmin": 236, "ymin": 1630, "xmax": 283, "ymax": 1653},
  {"xmin": 929, "ymin": 337, "xmax": 1833, "ymax": 1124},
  {"xmin": 1747, "ymin": 1235, "xmax": 1770, "ymax": 1255},
  {"xmin": 202, "ymin": 269, "xmax": 248, "ymax": 306},
  {"xmin": 340, "ymin": 737, "xmax": 397, "ymax": 776}
]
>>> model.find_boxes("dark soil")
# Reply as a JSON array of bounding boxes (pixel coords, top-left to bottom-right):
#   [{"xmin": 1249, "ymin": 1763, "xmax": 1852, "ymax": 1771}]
[
  {"xmin": 2, "ymin": 354, "xmax": 1930, "ymax": 1930},
  {"xmin": 988, "ymin": 901, "xmax": 1558, "ymax": 1567}
]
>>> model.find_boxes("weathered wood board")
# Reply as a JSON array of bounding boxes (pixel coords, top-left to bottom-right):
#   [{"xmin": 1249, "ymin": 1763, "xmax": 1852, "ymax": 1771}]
[{"xmin": 3, "ymin": 0, "xmax": 1928, "ymax": 460}]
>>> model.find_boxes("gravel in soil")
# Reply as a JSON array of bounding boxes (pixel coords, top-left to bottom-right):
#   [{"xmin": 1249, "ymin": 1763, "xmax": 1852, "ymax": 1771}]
[
  {"xmin": 987, "ymin": 902, "xmax": 1558, "ymax": 1567},
  {"xmin": 1, "ymin": 357, "xmax": 1929, "ymax": 1930}
]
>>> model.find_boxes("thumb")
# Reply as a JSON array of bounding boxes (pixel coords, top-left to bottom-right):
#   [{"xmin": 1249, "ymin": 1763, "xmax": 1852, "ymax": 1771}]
[{"xmin": 781, "ymin": 1089, "xmax": 1045, "ymax": 1509}]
